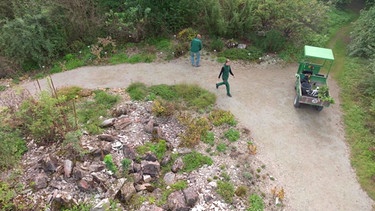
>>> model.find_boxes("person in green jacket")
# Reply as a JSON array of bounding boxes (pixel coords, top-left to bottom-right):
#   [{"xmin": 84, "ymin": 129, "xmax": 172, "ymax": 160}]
[
  {"xmin": 216, "ymin": 59, "xmax": 235, "ymax": 97},
  {"xmin": 190, "ymin": 34, "xmax": 202, "ymax": 67}
]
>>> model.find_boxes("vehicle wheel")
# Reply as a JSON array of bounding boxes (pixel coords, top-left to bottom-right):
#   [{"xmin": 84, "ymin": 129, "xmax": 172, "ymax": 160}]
[
  {"xmin": 293, "ymin": 95, "xmax": 300, "ymax": 108},
  {"xmin": 315, "ymin": 106, "xmax": 323, "ymax": 111}
]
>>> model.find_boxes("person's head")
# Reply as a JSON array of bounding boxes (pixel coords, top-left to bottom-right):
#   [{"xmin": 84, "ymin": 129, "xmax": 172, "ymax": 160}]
[
  {"xmin": 196, "ymin": 34, "xmax": 201, "ymax": 39},
  {"xmin": 225, "ymin": 59, "xmax": 231, "ymax": 65}
]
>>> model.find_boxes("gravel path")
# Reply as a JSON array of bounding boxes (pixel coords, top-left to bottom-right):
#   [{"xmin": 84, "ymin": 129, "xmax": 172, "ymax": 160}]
[{"xmin": 18, "ymin": 57, "xmax": 374, "ymax": 210}]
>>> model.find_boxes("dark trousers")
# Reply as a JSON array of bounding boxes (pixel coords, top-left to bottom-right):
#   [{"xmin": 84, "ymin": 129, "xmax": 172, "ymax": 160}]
[{"xmin": 216, "ymin": 78, "xmax": 230, "ymax": 95}]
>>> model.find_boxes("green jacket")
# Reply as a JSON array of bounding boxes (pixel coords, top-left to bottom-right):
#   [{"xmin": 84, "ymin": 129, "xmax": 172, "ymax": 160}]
[
  {"xmin": 190, "ymin": 38, "xmax": 202, "ymax": 53},
  {"xmin": 219, "ymin": 64, "xmax": 234, "ymax": 80},
  {"xmin": 218, "ymin": 64, "xmax": 234, "ymax": 80}
]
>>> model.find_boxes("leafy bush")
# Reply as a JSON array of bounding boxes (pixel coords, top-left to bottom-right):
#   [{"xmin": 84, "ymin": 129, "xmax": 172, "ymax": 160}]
[
  {"xmin": 0, "ymin": 126, "xmax": 27, "ymax": 169},
  {"xmin": 317, "ymin": 85, "xmax": 335, "ymax": 104},
  {"xmin": 93, "ymin": 90, "xmax": 120, "ymax": 109},
  {"xmin": 209, "ymin": 109, "xmax": 237, "ymax": 126},
  {"xmin": 136, "ymin": 140, "xmax": 168, "ymax": 160},
  {"xmin": 57, "ymin": 86, "xmax": 83, "ymax": 101},
  {"xmin": 174, "ymin": 84, "xmax": 216, "ymax": 110},
  {"xmin": 201, "ymin": 131, "xmax": 215, "ymax": 146},
  {"xmin": 17, "ymin": 92, "xmax": 72, "ymax": 143},
  {"xmin": 252, "ymin": 29, "xmax": 286, "ymax": 52},
  {"xmin": 224, "ymin": 128, "xmax": 240, "ymax": 142},
  {"xmin": 179, "ymin": 115, "xmax": 210, "ymax": 147},
  {"xmin": 182, "ymin": 151, "xmax": 213, "ymax": 172},
  {"xmin": 177, "ymin": 28, "xmax": 198, "ymax": 42},
  {"xmin": 247, "ymin": 194, "xmax": 264, "ymax": 211},
  {"xmin": 216, "ymin": 143, "xmax": 227, "ymax": 153},
  {"xmin": 126, "ymin": 82, "xmax": 148, "ymax": 101},
  {"xmin": 216, "ymin": 180, "xmax": 235, "ymax": 203},
  {"xmin": 210, "ymin": 38, "xmax": 225, "ymax": 52},
  {"xmin": 0, "ymin": 181, "xmax": 16, "ymax": 210},
  {"xmin": 104, "ymin": 154, "xmax": 118, "ymax": 173},
  {"xmin": 218, "ymin": 46, "xmax": 263, "ymax": 61},
  {"xmin": 152, "ymin": 99, "xmax": 176, "ymax": 117},
  {"xmin": 62, "ymin": 130, "xmax": 86, "ymax": 160}
]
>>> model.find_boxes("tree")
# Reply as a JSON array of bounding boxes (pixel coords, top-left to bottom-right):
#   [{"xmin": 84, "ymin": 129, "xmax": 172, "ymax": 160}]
[{"xmin": 348, "ymin": 6, "xmax": 375, "ymax": 58}]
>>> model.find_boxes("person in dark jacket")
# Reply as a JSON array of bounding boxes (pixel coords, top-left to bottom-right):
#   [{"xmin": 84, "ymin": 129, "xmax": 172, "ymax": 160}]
[
  {"xmin": 190, "ymin": 34, "xmax": 202, "ymax": 67},
  {"xmin": 216, "ymin": 59, "xmax": 235, "ymax": 97}
]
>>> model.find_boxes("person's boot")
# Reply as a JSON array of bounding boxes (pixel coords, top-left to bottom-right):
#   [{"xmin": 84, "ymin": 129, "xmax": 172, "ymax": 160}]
[{"xmin": 227, "ymin": 93, "xmax": 232, "ymax": 97}]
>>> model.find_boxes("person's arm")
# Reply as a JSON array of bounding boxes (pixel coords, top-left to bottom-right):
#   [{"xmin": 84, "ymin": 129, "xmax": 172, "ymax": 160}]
[
  {"xmin": 229, "ymin": 68, "xmax": 234, "ymax": 77},
  {"xmin": 218, "ymin": 67, "xmax": 224, "ymax": 78},
  {"xmin": 199, "ymin": 40, "xmax": 202, "ymax": 51}
]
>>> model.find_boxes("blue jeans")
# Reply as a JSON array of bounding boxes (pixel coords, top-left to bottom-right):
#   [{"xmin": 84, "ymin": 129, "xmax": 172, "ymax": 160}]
[{"xmin": 190, "ymin": 51, "xmax": 200, "ymax": 66}]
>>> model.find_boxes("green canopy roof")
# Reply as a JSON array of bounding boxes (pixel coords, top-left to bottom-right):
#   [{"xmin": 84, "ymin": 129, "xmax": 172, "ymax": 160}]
[{"xmin": 304, "ymin": 45, "xmax": 334, "ymax": 61}]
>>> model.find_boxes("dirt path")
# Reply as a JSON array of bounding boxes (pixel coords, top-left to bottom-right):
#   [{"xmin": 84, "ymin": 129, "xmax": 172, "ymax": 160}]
[{"xmin": 19, "ymin": 57, "xmax": 374, "ymax": 210}]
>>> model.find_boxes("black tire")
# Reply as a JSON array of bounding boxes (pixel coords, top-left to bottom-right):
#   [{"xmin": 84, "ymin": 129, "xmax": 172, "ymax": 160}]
[
  {"xmin": 293, "ymin": 95, "xmax": 300, "ymax": 108},
  {"xmin": 315, "ymin": 106, "xmax": 323, "ymax": 111}
]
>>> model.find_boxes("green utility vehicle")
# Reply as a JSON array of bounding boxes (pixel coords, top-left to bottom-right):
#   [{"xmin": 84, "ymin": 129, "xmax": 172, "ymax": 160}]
[{"xmin": 294, "ymin": 45, "xmax": 335, "ymax": 111}]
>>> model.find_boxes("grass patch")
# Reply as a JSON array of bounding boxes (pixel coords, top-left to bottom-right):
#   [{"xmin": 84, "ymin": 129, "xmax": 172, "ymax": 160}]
[
  {"xmin": 216, "ymin": 143, "xmax": 227, "ymax": 153},
  {"xmin": 135, "ymin": 140, "xmax": 168, "ymax": 160},
  {"xmin": 109, "ymin": 53, "xmax": 129, "ymax": 64},
  {"xmin": 209, "ymin": 109, "xmax": 237, "ymax": 126},
  {"xmin": 201, "ymin": 131, "xmax": 215, "ymax": 146},
  {"xmin": 216, "ymin": 180, "xmax": 235, "ymax": 203},
  {"xmin": 126, "ymin": 82, "xmax": 149, "ymax": 101},
  {"xmin": 247, "ymin": 193, "xmax": 264, "ymax": 211},
  {"xmin": 224, "ymin": 128, "xmax": 240, "ymax": 142},
  {"xmin": 182, "ymin": 151, "xmax": 213, "ymax": 172}
]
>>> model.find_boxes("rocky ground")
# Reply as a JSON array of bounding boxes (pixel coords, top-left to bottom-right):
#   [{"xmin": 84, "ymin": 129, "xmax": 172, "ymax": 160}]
[{"xmin": 1, "ymin": 87, "xmax": 284, "ymax": 211}]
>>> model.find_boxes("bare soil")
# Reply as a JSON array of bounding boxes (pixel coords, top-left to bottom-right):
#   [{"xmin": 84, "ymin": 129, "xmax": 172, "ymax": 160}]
[{"xmin": 9, "ymin": 56, "xmax": 375, "ymax": 210}]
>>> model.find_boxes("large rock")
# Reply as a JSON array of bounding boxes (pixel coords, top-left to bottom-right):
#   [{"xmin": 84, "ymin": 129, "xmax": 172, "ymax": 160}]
[
  {"xmin": 34, "ymin": 172, "xmax": 49, "ymax": 190},
  {"xmin": 91, "ymin": 198, "xmax": 111, "ymax": 211},
  {"xmin": 183, "ymin": 187, "xmax": 198, "ymax": 207},
  {"xmin": 64, "ymin": 159, "xmax": 73, "ymax": 178},
  {"xmin": 141, "ymin": 160, "xmax": 160, "ymax": 177},
  {"xmin": 172, "ymin": 157, "xmax": 184, "ymax": 173},
  {"xmin": 167, "ymin": 191, "xmax": 189, "ymax": 211},
  {"xmin": 119, "ymin": 182, "xmax": 136, "ymax": 202},
  {"xmin": 39, "ymin": 154, "xmax": 59, "ymax": 173}
]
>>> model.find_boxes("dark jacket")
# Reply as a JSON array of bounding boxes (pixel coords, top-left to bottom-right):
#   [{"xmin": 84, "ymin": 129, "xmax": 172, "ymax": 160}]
[{"xmin": 190, "ymin": 38, "xmax": 202, "ymax": 53}]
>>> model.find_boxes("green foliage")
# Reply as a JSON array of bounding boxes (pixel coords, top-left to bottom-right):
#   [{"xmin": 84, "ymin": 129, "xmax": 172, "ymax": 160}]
[
  {"xmin": 62, "ymin": 203, "xmax": 92, "ymax": 211},
  {"xmin": 57, "ymin": 86, "xmax": 83, "ymax": 101},
  {"xmin": 235, "ymin": 186, "xmax": 247, "ymax": 197},
  {"xmin": 17, "ymin": 92, "xmax": 72, "ymax": 143},
  {"xmin": 0, "ymin": 181, "xmax": 16, "ymax": 210},
  {"xmin": 126, "ymin": 82, "xmax": 148, "ymax": 101},
  {"xmin": 149, "ymin": 84, "xmax": 178, "ymax": 101},
  {"xmin": 177, "ymin": 28, "xmax": 198, "ymax": 42},
  {"xmin": 77, "ymin": 90, "xmax": 119, "ymax": 134},
  {"xmin": 317, "ymin": 85, "xmax": 335, "ymax": 104},
  {"xmin": 136, "ymin": 140, "xmax": 168, "ymax": 160},
  {"xmin": 216, "ymin": 143, "xmax": 227, "ymax": 153},
  {"xmin": 182, "ymin": 151, "xmax": 213, "ymax": 172},
  {"xmin": 0, "ymin": 85, "xmax": 6, "ymax": 91},
  {"xmin": 337, "ymin": 57, "xmax": 375, "ymax": 199},
  {"xmin": 109, "ymin": 53, "xmax": 129, "ymax": 65},
  {"xmin": 104, "ymin": 154, "xmax": 118, "ymax": 173},
  {"xmin": 179, "ymin": 115, "xmax": 210, "ymax": 147},
  {"xmin": 0, "ymin": 126, "xmax": 27, "ymax": 170},
  {"xmin": 216, "ymin": 180, "xmax": 235, "ymax": 203},
  {"xmin": 170, "ymin": 180, "xmax": 188, "ymax": 190},
  {"xmin": 247, "ymin": 194, "xmax": 264, "ymax": 211},
  {"xmin": 201, "ymin": 131, "xmax": 215, "ymax": 146},
  {"xmin": 224, "ymin": 128, "xmax": 240, "ymax": 142},
  {"xmin": 251, "ymin": 29, "xmax": 286, "ymax": 52},
  {"xmin": 348, "ymin": 6, "xmax": 375, "ymax": 58},
  {"xmin": 209, "ymin": 109, "xmax": 237, "ymax": 126},
  {"xmin": 218, "ymin": 48, "xmax": 262, "ymax": 61},
  {"xmin": 174, "ymin": 84, "xmax": 216, "ymax": 110},
  {"xmin": 62, "ymin": 130, "xmax": 86, "ymax": 160},
  {"xmin": 210, "ymin": 38, "xmax": 225, "ymax": 52},
  {"xmin": 152, "ymin": 99, "xmax": 175, "ymax": 117},
  {"xmin": 126, "ymin": 53, "xmax": 155, "ymax": 63},
  {"xmin": 121, "ymin": 158, "xmax": 132, "ymax": 173}
]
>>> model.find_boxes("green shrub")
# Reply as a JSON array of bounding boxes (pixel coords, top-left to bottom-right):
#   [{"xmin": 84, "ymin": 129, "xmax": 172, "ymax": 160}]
[
  {"xmin": 216, "ymin": 181, "xmax": 235, "ymax": 203},
  {"xmin": 174, "ymin": 84, "xmax": 216, "ymax": 110},
  {"xmin": 127, "ymin": 53, "xmax": 155, "ymax": 63},
  {"xmin": 93, "ymin": 90, "xmax": 120, "ymax": 109},
  {"xmin": 62, "ymin": 130, "xmax": 86, "ymax": 160},
  {"xmin": 62, "ymin": 203, "xmax": 92, "ymax": 211},
  {"xmin": 209, "ymin": 109, "xmax": 237, "ymax": 126},
  {"xmin": 177, "ymin": 28, "xmax": 197, "ymax": 42},
  {"xmin": 247, "ymin": 194, "xmax": 264, "ymax": 211},
  {"xmin": 57, "ymin": 86, "xmax": 83, "ymax": 101},
  {"xmin": 121, "ymin": 158, "xmax": 132, "ymax": 173},
  {"xmin": 235, "ymin": 186, "xmax": 247, "ymax": 197},
  {"xmin": 136, "ymin": 140, "xmax": 168, "ymax": 160},
  {"xmin": 182, "ymin": 151, "xmax": 213, "ymax": 172},
  {"xmin": 17, "ymin": 92, "xmax": 72, "ymax": 143},
  {"xmin": 152, "ymin": 99, "xmax": 175, "ymax": 117},
  {"xmin": 0, "ymin": 126, "xmax": 27, "ymax": 169},
  {"xmin": 216, "ymin": 143, "xmax": 227, "ymax": 153},
  {"xmin": 210, "ymin": 38, "xmax": 225, "ymax": 52},
  {"xmin": 0, "ymin": 181, "xmax": 16, "ymax": 210},
  {"xmin": 104, "ymin": 154, "xmax": 118, "ymax": 173},
  {"xmin": 224, "ymin": 128, "xmax": 240, "ymax": 142},
  {"xmin": 218, "ymin": 48, "xmax": 261, "ymax": 61},
  {"xmin": 126, "ymin": 82, "xmax": 148, "ymax": 101},
  {"xmin": 253, "ymin": 29, "xmax": 286, "ymax": 52},
  {"xmin": 179, "ymin": 115, "xmax": 210, "ymax": 147},
  {"xmin": 201, "ymin": 131, "xmax": 215, "ymax": 146}
]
